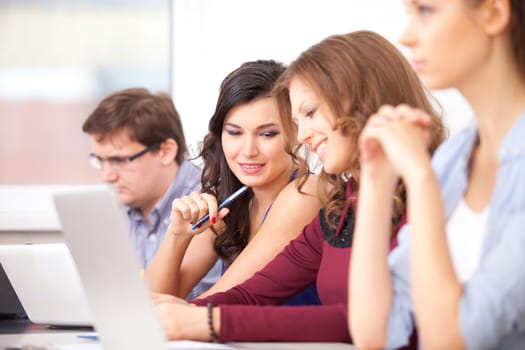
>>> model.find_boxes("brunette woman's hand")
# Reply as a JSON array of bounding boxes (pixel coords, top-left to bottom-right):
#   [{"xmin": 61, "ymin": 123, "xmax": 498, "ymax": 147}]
[{"xmin": 166, "ymin": 192, "xmax": 230, "ymax": 237}]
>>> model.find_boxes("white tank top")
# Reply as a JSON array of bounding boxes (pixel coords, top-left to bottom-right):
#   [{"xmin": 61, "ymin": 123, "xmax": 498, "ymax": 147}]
[{"xmin": 445, "ymin": 198, "xmax": 489, "ymax": 283}]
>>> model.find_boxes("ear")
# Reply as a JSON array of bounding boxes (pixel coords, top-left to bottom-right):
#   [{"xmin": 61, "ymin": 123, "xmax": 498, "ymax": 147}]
[
  {"xmin": 481, "ymin": 0, "xmax": 511, "ymax": 36},
  {"xmin": 159, "ymin": 138, "xmax": 178, "ymax": 165}
]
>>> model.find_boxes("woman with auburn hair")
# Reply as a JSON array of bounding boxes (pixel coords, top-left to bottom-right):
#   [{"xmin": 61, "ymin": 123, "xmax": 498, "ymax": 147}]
[
  {"xmin": 350, "ymin": 0, "xmax": 525, "ymax": 349},
  {"xmin": 151, "ymin": 30, "xmax": 445, "ymax": 343}
]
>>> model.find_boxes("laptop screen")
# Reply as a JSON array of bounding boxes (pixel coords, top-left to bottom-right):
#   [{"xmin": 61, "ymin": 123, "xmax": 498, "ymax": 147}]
[
  {"xmin": 53, "ymin": 186, "xmax": 167, "ymax": 350},
  {"xmin": 0, "ymin": 263, "xmax": 26, "ymax": 319},
  {"xmin": 0, "ymin": 243, "xmax": 93, "ymax": 327}
]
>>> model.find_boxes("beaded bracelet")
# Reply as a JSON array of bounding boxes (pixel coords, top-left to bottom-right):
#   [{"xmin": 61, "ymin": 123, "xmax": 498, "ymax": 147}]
[{"xmin": 207, "ymin": 303, "xmax": 219, "ymax": 342}]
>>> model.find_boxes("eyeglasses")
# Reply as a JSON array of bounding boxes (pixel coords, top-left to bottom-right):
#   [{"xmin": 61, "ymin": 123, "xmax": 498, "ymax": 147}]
[{"xmin": 88, "ymin": 143, "xmax": 159, "ymax": 170}]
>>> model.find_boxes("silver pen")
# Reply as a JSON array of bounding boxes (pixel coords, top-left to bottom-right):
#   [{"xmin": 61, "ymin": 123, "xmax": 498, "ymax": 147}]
[{"xmin": 191, "ymin": 186, "xmax": 249, "ymax": 230}]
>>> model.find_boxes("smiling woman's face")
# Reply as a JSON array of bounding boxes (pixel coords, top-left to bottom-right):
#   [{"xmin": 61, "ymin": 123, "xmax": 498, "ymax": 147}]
[
  {"xmin": 288, "ymin": 76, "xmax": 354, "ymax": 175},
  {"xmin": 221, "ymin": 97, "xmax": 293, "ymax": 189}
]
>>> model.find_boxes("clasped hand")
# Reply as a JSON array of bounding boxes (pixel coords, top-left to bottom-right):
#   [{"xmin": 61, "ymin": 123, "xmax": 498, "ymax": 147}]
[{"xmin": 359, "ymin": 104, "xmax": 434, "ymax": 184}]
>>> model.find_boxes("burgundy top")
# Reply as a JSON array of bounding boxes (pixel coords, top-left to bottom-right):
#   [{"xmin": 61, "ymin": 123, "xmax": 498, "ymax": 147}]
[{"xmin": 192, "ymin": 181, "xmax": 405, "ymax": 343}]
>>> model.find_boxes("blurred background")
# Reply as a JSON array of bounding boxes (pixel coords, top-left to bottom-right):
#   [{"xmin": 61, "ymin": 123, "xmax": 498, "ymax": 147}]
[
  {"xmin": 0, "ymin": 0, "xmax": 170, "ymax": 183},
  {"xmin": 0, "ymin": 0, "xmax": 473, "ymax": 185}
]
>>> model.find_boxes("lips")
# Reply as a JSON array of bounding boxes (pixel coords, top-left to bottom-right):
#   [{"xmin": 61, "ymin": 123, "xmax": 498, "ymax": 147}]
[
  {"xmin": 112, "ymin": 186, "xmax": 125, "ymax": 194},
  {"xmin": 312, "ymin": 140, "xmax": 327, "ymax": 161},
  {"xmin": 412, "ymin": 59, "xmax": 426, "ymax": 72},
  {"xmin": 238, "ymin": 163, "xmax": 265, "ymax": 175},
  {"xmin": 316, "ymin": 142, "xmax": 326, "ymax": 155}
]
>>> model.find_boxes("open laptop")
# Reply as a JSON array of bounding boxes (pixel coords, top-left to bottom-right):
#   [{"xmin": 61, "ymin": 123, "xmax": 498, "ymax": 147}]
[
  {"xmin": 52, "ymin": 186, "xmax": 170, "ymax": 350},
  {"xmin": 0, "ymin": 243, "xmax": 93, "ymax": 327},
  {"xmin": 0, "ymin": 262, "xmax": 26, "ymax": 319}
]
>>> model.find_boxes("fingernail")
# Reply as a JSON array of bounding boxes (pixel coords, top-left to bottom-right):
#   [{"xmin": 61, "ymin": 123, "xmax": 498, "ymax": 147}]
[{"xmin": 211, "ymin": 217, "xmax": 216, "ymax": 224}]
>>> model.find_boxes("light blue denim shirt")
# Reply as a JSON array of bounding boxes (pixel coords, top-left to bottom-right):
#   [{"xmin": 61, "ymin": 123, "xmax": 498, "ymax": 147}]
[
  {"xmin": 127, "ymin": 159, "xmax": 221, "ymax": 300},
  {"xmin": 385, "ymin": 112, "xmax": 525, "ymax": 349}
]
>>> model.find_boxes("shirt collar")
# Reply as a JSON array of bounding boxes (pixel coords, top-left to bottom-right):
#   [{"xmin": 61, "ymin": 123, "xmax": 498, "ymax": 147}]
[
  {"xmin": 127, "ymin": 160, "xmax": 202, "ymax": 224},
  {"xmin": 498, "ymin": 110, "xmax": 525, "ymax": 162}
]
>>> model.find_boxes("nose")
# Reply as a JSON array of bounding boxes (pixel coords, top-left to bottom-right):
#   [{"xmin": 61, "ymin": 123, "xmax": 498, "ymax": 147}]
[
  {"xmin": 241, "ymin": 135, "xmax": 259, "ymax": 157},
  {"xmin": 400, "ymin": 19, "xmax": 417, "ymax": 48},
  {"xmin": 296, "ymin": 118, "xmax": 312, "ymax": 146},
  {"xmin": 101, "ymin": 163, "xmax": 119, "ymax": 183}
]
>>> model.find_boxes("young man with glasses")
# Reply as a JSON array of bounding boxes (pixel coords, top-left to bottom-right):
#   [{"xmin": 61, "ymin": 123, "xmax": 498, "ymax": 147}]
[{"xmin": 82, "ymin": 87, "xmax": 221, "ymax": 299}]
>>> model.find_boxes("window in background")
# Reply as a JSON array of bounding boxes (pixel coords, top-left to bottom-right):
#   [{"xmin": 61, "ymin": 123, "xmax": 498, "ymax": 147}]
[{"xmin": 0, "ymin": 0, "xmax": 171, "ymax": 184}]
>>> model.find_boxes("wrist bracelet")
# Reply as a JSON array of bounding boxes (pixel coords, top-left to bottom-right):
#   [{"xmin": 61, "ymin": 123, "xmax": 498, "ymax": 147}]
[{"xmin": 207, "ymin": 303, "xmax": 219, "ymax": 342}]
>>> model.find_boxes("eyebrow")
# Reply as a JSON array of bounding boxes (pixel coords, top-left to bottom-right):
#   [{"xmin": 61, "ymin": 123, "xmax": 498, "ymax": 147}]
[
  {"xmin": 91, "ymin": 149, "xmax": 135, "ymax": 158},
  {"xmin": 224, "ymin": 122, "xmax": 280, "ymax": 130},
  {"xmin": 298, "ymin": 97, "xmax": 318, "ymax": 113},
  {"xmin": 91, "ymin": 153, "xmax": 127, "ymax": 160}
]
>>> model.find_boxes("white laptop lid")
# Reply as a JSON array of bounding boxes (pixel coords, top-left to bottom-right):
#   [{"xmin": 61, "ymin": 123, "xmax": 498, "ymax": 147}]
[
  {"xmin": 0, "ymin": 243, "xmax": 92, "ymax": 326},
  {"xmin": 52, "ymin": 186, "xmax": 167, "ymax": 350}
]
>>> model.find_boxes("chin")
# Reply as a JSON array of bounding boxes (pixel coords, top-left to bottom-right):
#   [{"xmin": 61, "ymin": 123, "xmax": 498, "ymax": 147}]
[
  {"xmin": 421, "ymin": 75, "xmax": 449, "ymax": 91},
  {"xmin": 321, "ymin": 163, "xmax": 340, "ymax": 175},
  {"xmin": 116, "ymin": 193, "xmax": 132, "ymax": 206},
  {"xmin": 238, "ymin": 179, "xmax": 267, "ymax": 189}
]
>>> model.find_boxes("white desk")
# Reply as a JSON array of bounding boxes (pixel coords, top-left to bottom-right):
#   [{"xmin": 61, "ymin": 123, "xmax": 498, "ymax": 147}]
[
  {"xmin": 0, "ymin": 320, "xmax": 356, "ymax": 349},
  {"xmin": 0, "ymin": 185, "xmax": 67, "ymax": 245},
  {"xmin": 0, "ymin": 185, "xmax": 100, "ymax": 246},
  {"xmin": 0, "ymin": 331, "xmax": 355, "ymax": 349}
]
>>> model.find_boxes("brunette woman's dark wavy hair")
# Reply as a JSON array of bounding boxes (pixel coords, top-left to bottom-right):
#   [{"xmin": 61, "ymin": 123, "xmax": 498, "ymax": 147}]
[
  {"xmin": 198, "ymin": 60, "xmax": 290, "ymax": 265},
  {"xmin": 274, "ymin": 31, "xmax": 447, "ymax": 230}
]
